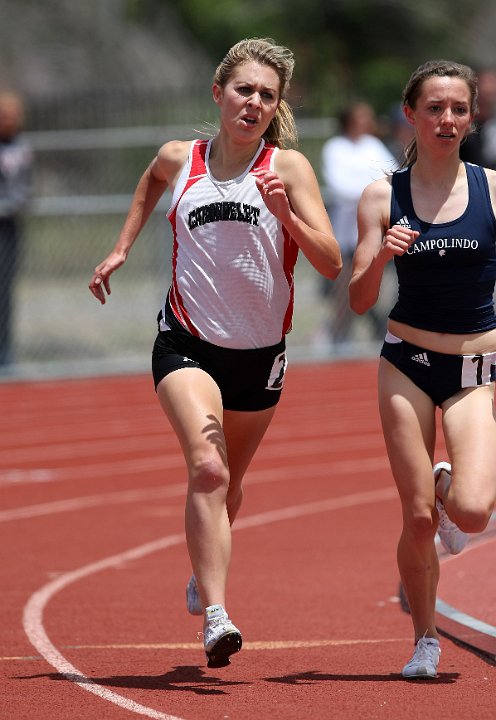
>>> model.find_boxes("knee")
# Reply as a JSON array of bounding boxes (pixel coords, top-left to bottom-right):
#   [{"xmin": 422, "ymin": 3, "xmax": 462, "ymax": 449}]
[
  {"xmin": 452, "ymin": 501, "xmax": 493, "ymax": 534},
  {"xmin": 404, "ymin": 509, "xmax": 437, "ymax": 544},
  {"xmin": 189, "ymin": 456, "xmax": 229, "ymax": 494}
]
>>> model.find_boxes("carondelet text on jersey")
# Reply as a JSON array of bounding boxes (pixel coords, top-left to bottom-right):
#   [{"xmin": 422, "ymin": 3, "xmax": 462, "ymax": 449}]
[{"xmin": 188, "ymin": 201, "xmax": 260, "ymax": 230}]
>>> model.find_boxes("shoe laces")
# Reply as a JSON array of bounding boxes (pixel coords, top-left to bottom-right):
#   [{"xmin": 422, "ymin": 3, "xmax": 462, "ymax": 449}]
[
  {"xmin": 201, "ymin": 614, "xmax": 229, "ymax": 636},
  {"xmin": 206, "ymin": 615, "xmax": 228, "ymax": 629},
  {"xmin": 437, "ymin": 501, "xmax": 462, "ymax": 539},
  {"xmin": 437, "ymin": 501, "xmax": 450, "ymax": 526},
  {"xmin": 413, "ymin": 636, "xmax": 439, "ymax": 664}
]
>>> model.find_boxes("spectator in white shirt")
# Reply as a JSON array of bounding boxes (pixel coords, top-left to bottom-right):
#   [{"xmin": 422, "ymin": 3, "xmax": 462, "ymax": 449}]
[{"xmin": 319, "ymin": 102, "xmax": 397, "ymax": 347}]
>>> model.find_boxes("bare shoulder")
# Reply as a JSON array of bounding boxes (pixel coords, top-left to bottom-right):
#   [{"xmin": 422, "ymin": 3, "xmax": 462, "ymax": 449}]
[
  {"xmin": 361, "ymin": 174, "xmax": 393, "ymax": 204},
  {"xmin": 358, "ymin": 175, "xmax": 393, "ymax": 233},
  {"xmin": 274, "ymin": 148, "xmax": 317, "ymax": 188},
  {"xmin": 275, "ymin": 148, "xmax": 312, "ymax": 174},
  {"xmin": 153, "ymin": 140, "xmax": 193, "ymax": 183},
  {"xmin": 158, "ymin": 139, "xmax": 193, "ymax": 163}
]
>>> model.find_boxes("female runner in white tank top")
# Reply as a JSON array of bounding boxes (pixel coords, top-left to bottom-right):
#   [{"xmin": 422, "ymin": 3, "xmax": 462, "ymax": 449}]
[{"xmin": 89, "ymin": 38, "xmax": 342, "ymax": 669}]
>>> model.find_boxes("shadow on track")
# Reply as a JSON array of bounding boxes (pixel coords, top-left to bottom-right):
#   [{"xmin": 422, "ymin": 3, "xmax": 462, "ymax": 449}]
[
  {"xmin": 264, "ymin": 670, "xmax": 460, "ymax": 684},
  {"xmin": 15, "ymin": 665, "xmax": 249, "ymax": 695}
]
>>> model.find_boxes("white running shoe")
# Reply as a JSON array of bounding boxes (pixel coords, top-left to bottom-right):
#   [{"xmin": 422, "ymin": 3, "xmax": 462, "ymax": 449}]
[
  {"xmin": 433, "ymin": 462, "xmax": 469, "ymax": 555},
  {"xmin": 203, "ymin": 604, "xmax": 242, "ymax": 668},
  {"xmin": 186, "ymin": 574, "xmax": 203, "ymax": 616},
  {"xmin": 402, "ymin": 636, "xmax": 441, "ymax": 678}
]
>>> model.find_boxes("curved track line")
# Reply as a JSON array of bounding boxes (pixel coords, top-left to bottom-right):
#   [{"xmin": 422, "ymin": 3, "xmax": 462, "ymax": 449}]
[
  {"xmin": 22, "ymin": 486, "xmax": 397, "ymax": 720},
  {"xmin": 23, "ymin": 534, "xmax": 186, "ymax": 720}
]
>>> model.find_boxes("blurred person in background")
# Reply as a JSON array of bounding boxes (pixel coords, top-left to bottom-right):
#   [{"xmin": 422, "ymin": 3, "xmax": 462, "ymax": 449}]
[
  {"xmin": 0, "ymin": 92, "xmax": 33, "ymax": 368},
  {"xmin": 89, "ymin": 37, "xmax": 341, "ymax": 669},
  {"xmin": 460, "ymin": 67, "xmax": 496, "ymax": 168},
  {"xmin": 350, "ymin": 60, "xmax": 496, "ymax": 678},
  {"xmin": 385, "ymin": 102, "xmax": 415, "ymax": 165},
  {"xmin": 318, "ymin": 101, "xmax": 397, "ymax": 350}
]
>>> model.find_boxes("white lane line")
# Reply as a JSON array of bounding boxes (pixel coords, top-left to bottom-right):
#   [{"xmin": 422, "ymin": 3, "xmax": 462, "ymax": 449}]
[
  {"xmin": 1, "ymin": 455, "xmax": 390, "ymax": 523},
  {"xmin": 22, "ymin": 486, "xmax": 396, "ymax": 720},
  {"xmin": 0, "ymin": 637, "xmax": 412, "ymax": 661},
  {"xmin": 0, "ymin": 484, "xmax": 186, "ymax": 522},
  {"xmin": 0, "ymin": 454, "xmax": 185, "ymax": 487},
  {"xmin": 23, "ymin": 534, "xmax": 186, "ymax": 720},
  {"xmin": 72, "ymin": 637, "xmax": 410, "ymax": 650},
  {"xmin": 0, "ymin": 430, "xmax": 384, "ymax": 485},
  {"xmin": 1, "ymin": 637, "xmax": 413, "ymax": 663}
]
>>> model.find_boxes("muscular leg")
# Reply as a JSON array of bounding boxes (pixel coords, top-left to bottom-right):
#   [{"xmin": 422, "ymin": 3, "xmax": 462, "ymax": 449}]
[
  {"xmin": 157, "ymin": 367, "xmax": 276, "ymax": 620},
  {"xmin": 223, "ymin": 405, "xmax": 277, "ymax": 524},
  {"xmin": 440, "ymin": 384, "xmax": 496, "ymax": 533},
  {"xmin": 378, "ymin": 357, "xmax": 439, "ymax": 641}
]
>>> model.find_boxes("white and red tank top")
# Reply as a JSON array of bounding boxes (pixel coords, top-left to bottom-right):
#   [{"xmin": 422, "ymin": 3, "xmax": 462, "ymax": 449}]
[{"xmin": 165, "ymin": 138, "xmax": 299, "ymax": 349}]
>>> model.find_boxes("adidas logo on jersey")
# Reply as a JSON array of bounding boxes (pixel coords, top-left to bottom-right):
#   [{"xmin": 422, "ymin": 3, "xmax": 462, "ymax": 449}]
[
  {"xmin": 411, "ymin": 352, "xmax": 430, "ymax": 366},
  {"xmin": 397, "ymin": 215, "xmax": 412, "ymax": 229}
]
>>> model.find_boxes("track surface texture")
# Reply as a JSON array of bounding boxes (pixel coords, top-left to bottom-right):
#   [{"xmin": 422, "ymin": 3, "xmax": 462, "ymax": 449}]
[{"xmin": 1, "ymin": 360, "xmax": 495, "ymax": 719}]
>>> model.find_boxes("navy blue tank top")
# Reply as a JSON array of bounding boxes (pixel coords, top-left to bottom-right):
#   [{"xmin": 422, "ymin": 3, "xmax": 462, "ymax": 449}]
[{"xmin": 389, "ymin": 163, "xmax": 496, "ymax": 333}]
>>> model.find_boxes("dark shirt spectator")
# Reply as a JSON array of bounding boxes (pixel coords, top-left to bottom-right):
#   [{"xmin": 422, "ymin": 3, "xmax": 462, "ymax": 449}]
[{"xmin": 0, "ymin": 92, "xmax": 33, "ymax": 367}]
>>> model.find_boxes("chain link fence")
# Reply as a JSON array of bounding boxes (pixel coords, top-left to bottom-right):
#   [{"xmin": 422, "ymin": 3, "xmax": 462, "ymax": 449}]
[{"xmin": 0, "ymin": 90, "xmax": 389, "ymax": 381}]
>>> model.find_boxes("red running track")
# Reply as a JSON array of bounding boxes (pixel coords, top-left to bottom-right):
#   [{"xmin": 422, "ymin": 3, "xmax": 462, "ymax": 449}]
[{"xmin": 1, "ymin": 360, "xmax": 495, "ymax": 720}]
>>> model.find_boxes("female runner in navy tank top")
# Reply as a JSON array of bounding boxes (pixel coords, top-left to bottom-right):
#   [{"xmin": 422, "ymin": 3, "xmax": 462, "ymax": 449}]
[{"xmin": 350, "ymin": 60, "xmax": 496, "ymax": 679}]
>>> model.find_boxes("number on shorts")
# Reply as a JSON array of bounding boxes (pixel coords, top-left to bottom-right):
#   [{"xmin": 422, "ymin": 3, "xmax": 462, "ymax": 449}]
[
  {"xmin": 266, "ymin": 351, "xmax": 288, "ymax": 390},
  {"xmin": 461, "ymin": 352, "xmax": 496, "ymax": 387}
]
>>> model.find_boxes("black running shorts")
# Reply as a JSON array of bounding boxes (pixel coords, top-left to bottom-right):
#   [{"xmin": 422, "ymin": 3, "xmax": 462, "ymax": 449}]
[
  {"xmin": 381, "ymin": 333, "xmax": 496, "ymax": 406},
  {"xmin": 152, "ymin": 321, "xmax": 288, "ymax": 412}
]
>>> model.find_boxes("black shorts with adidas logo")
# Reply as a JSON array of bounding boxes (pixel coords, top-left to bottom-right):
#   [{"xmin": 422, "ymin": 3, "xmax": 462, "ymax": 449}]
[{"xmin": 380, "ymin": 334, "xmax": 496, "ymax": 406}]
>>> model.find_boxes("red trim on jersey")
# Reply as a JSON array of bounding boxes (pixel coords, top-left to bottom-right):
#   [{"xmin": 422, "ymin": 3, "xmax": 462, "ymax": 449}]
[
  {"xmin": 191, "ymin": 139, "xmax": 208, "ymax": 175},
  {"xmin": 168, "ymin": 211, "xmax": 200, "ymax": 337},
  {"xmin": 167, "ymin": 141, "xmax": 209, "ymax": 336},
  {"xmin": 253, "ymin": 143, "xmax": 299, "ymax": 338},
  {"xmin": 249, "ymin": 141, "xmax": 274, "ymax": 174},
  {"xmin": 281, "ymin": 226, "xmax": 299, "ymax": 337}
]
